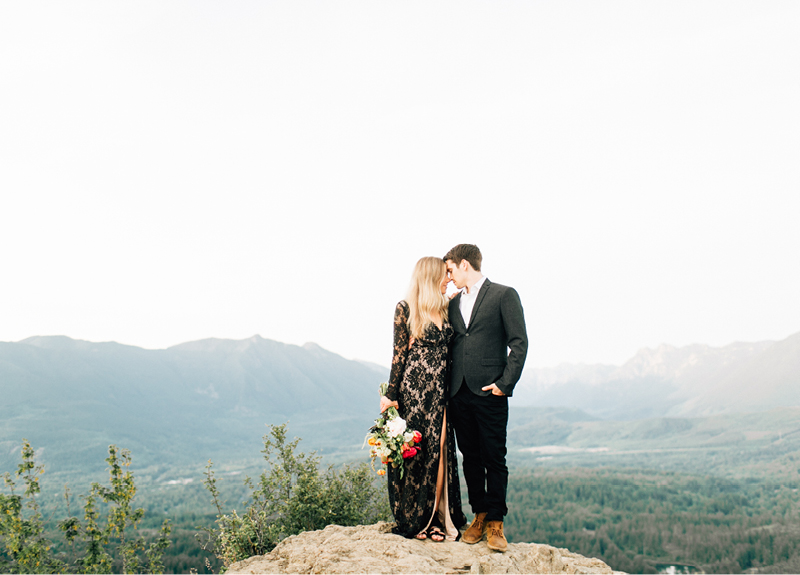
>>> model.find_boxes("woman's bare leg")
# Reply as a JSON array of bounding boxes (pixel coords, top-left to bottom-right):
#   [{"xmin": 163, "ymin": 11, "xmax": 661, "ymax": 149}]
[
  {"xmin": 425, "ymin": 412, "xmax": 448, "ymax": 541},
  {"xmin": 429, "ymin": 410, "xmax": 460, "ymax": 540},
  {"xmin": 435, "ymin": 412, "xmax": 447, "ymax": 504},
  {"xmin": 419, "ymin": 410, "xmax": 451, "ymax": 540}
]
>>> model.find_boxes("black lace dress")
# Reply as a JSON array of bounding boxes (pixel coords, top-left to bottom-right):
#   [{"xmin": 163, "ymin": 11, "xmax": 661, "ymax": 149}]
[{"xmin": 384, "ymin": 300, "xmax": 467, "ymax": 539}]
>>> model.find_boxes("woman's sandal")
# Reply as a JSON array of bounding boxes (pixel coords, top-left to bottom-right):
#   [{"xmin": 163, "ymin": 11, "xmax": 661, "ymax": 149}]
[
  {"xmin": 414, "ymin": 531, "xmax": 427, "ymax": 540},
  {"xmin": 428, "ymin": 525, "xmax": 445, "ymax": 542}
]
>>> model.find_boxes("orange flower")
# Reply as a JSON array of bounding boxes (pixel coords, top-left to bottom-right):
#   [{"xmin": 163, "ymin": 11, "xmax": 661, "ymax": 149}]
[
  {"xmin": 367, "ymin": 437, "xmax": 376, "ymax": 446},
  {"xmin": 377, "ymin": 469, "xmax": 386, "ymax": 476}
]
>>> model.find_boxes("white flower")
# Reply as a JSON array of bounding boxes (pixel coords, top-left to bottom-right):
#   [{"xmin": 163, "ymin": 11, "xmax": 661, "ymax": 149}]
[
  {"xmin": 403, "ymin": 432, "xmax": 414, "ymax": 443},
  {"xmin": 386, "ymin": 415, "xmax": 407, "ymax": 438}
]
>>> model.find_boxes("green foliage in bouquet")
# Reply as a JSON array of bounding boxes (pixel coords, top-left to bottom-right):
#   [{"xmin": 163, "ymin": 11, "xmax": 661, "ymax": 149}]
[
  {"xmin": 201, "ymin": 423, "xmax": 390, "ymax": 571},
  {"xmin": 0, "ymin": 440, "xmax": 171, "ymax": 574}
]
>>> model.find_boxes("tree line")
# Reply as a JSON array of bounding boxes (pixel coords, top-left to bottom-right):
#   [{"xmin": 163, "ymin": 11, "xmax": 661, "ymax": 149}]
[{"xmin": 505, "ymin": 468, "xmax": 800, "ymax": 573}]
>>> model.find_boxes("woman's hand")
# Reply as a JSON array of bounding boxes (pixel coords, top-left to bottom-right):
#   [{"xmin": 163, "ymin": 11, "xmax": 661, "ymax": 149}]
[{"xmin": 380, "ymin": 395, "xmax": 399, "ymax": 413}]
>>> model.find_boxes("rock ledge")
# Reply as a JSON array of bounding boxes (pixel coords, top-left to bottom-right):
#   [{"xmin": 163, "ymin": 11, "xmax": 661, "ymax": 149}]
[{"xmin": 227, "ymin": 522, "xmax": 620, "ymax": 574}]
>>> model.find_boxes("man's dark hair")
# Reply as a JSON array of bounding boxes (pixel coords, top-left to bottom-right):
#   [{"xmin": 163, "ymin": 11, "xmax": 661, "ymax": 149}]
[{"xmin": 443, "ymin": 244, "xmax": 482, "ymax": 272}]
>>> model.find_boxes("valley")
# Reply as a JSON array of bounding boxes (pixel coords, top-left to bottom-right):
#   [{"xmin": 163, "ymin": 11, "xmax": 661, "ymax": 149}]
[{"xmin": 3, "ymin": 332, "xmax": 800, "ymax": 573}]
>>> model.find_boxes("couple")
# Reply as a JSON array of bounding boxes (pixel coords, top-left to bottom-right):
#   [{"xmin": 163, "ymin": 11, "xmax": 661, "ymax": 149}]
[{"xmin": 379, "ymin": 244, "xmax": 528, "ymax": 551}]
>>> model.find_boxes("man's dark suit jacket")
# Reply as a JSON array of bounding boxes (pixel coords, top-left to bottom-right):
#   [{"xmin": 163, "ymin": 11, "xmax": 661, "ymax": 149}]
[{"xmin": 448, "ymin": 279, "xmax": 528, "ymax": 398}]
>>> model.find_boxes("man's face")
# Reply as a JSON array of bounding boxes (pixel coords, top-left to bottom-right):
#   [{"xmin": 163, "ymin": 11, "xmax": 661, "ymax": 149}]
[{"xmin": 445, "ymin": 259, "xmax": 467, "ymax": 290}]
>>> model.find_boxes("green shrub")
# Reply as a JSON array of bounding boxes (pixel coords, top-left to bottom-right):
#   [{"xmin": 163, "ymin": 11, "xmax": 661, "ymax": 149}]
[
  {"xmin": 202, "ymin": 423, "xmax": 390, "ymax": 570},
  {"xmin": 0, "ymin": 440, "xmax": 171, "ymax": 574},
  {"xmin": 0, "ymin": 440, "xmax": 61, "ymax": 574}
]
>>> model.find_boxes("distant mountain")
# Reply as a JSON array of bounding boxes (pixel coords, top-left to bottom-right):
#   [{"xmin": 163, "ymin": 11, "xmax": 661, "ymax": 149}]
[
  {"xmin": 676, "ymin": 331, "xmax": 800, "ymax": 416},
  {"xmin": 0, "ymin": 335, "xmax": 389, "ymax": 472},
  {"xmin": 514, "ymin": 332, "xmax": 799, "ymax": 419},
  {"xmin": 4, "ymin": 330, "xmax": 799, "ymax": 475}
]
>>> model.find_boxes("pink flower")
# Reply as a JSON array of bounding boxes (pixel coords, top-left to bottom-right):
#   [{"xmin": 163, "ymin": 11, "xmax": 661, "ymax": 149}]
[{"xmin": 412, "ymin": 430, "xmax": 422, "ymax": 443}]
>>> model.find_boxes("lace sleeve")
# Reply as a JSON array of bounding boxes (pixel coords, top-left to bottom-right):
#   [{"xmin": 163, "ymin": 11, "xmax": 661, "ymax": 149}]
[{"xmin": 386, "ymin": 301, "xmax": 410, "ymax": 402}]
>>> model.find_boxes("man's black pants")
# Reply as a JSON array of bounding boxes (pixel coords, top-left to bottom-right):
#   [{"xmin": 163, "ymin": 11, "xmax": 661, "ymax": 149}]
[{"xmin": 450, "ymin": 383, "xmax": 509, "ymax": 522}]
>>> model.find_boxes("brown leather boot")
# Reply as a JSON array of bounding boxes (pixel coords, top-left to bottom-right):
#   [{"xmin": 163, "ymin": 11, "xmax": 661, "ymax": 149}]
[
  {"xmin": 486, "ymin": 520, "xmax": 508, "ymax": 552},
  {"xmin": 461, "ymin": 512, "xmax": 487, "ymax": 544}
]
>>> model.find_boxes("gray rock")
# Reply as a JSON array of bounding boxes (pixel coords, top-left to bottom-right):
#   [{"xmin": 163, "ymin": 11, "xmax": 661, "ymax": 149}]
[{"xmin": 227, "ymin": 522, "xmax": 622, "ymax": 574}]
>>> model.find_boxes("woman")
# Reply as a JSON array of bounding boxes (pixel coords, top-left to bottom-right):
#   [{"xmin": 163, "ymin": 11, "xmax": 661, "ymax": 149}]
[{"xmin": 380, "ymin": 257, "xmax": 467, "ymax": 541}]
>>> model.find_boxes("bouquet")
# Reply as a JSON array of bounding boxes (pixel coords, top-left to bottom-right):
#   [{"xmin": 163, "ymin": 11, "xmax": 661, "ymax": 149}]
[{"xmin": 365, "ymin": 382, "xmax": 422, "ymax": 478}]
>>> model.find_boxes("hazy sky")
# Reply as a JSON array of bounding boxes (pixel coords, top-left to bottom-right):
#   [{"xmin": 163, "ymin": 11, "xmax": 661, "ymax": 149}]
[{"xmin": 2, "ymin": 1, "xmax": 799, "ymax": 369}]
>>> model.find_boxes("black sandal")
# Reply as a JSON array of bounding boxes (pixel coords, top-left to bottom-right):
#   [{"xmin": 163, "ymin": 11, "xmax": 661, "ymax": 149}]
[{"xmin": 428, "ymin": 525, "xmax": 445, "ymax": 542}]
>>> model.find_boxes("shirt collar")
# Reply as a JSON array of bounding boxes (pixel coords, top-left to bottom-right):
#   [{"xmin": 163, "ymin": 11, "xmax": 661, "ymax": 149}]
[{"xmin": 464, "ymin": 275, "xmax": 487, "ymax": 296}]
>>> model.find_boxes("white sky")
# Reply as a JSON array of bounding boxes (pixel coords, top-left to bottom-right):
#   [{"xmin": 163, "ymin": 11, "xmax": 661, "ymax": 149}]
[{"xmin": 1, "ymin": 1, "xmax": 799, "ymax": 369}]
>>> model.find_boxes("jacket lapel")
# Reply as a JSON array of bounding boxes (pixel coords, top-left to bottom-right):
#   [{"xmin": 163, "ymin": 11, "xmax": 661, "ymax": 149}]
[
  {"xmin": 451, "ymin": 292, "xmax": 466, "ymax": 331},
  {"xmin": 468, "ymin": 279, "xmax": 491, "ymax": 328}
]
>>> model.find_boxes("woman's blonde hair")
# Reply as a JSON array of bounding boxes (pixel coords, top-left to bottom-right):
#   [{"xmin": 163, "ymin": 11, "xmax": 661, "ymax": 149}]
[{"xmin": 406, "ymin": 257, "xmax": 449, "ymax": 339}]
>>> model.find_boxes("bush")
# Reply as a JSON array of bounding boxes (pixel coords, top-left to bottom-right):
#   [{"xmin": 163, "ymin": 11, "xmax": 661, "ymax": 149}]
[
  {"xmin": 0, "ymin": 440, "xmax": 60, "ymax": 574},
  {"xmin": 0, "ymin": 440, "xmax": 171, "ymax": 574},
  {"xmin": 201, "ymin": 423, "xmax": 390, "ymax": 570}
]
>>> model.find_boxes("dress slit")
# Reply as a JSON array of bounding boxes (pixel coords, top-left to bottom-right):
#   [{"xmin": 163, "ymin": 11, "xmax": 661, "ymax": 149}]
[{"xmin": 420, "ymin": 409, "xmax": 459, "ymax": 540}]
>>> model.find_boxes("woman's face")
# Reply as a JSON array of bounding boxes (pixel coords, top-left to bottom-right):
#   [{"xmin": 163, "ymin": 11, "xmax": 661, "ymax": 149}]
[{"xmin": 439, "ymin": 271, "xmax": 449, "ymax": 294}]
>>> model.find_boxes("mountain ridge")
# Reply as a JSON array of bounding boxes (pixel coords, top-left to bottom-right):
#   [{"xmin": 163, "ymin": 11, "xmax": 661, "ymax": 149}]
[
  {"xmin": 4, "ymin": 331, "xmax": 799, "ymax": 474},
  {"xmin": 514, "ymin": 332, "xmax": 798, "ymax": 419},
  {"xmin": 0, "ymin": 335, "xmax": 388, "ymax": 472}
]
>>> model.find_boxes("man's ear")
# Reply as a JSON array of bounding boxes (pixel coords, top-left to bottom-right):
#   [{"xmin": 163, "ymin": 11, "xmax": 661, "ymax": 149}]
[{"xmin": 460, "ymin": 259, "xmax": 470, "ymax": 271}]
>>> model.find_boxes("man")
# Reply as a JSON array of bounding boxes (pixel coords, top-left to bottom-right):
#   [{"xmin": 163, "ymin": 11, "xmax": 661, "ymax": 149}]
[{"xmin": 444, "ymin": 244, "xmax": 528, "ymax": 552}]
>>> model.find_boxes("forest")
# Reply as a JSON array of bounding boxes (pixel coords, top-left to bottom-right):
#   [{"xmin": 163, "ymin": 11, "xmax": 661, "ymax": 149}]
[
  {"xmin": 135, "ymin": 466, "xmax": 800, "ymax": 574},
  {"xmin": 505, "ymin": 468, "xmax": 800, "ymax": 574}
]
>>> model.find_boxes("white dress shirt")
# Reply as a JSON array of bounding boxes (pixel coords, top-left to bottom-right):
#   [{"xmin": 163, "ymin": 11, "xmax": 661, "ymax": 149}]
[{"xmin": 459, "ymin": 275, "xmax": 487, "ymax": 328}]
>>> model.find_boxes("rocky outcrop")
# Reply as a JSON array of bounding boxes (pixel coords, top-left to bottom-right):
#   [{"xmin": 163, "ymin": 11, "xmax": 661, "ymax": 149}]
[{"xmin": 227, "ymin": 522, "xmax": 620, "ymax": 574}]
